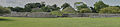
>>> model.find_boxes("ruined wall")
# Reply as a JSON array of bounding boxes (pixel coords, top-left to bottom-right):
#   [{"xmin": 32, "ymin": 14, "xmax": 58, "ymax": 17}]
[
  {"xmin": 62, "ymin": 13, "xmax": 120, "ymax": 18},
  {"xmin": 2, "ymin": 12, "xmax": 120, "ymax": 18},
  {"xmin": 3, "ymin": 12, "xmax": 57, "ymax": 18}
]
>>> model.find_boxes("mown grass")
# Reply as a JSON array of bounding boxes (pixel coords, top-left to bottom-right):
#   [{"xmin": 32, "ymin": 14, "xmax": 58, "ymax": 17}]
[{"xmin": 0, "ymin": 17, "xmax": 120, "ymax": 27}]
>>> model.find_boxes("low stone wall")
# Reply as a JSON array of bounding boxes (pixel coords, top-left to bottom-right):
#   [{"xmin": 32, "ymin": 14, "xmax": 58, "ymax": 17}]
[
  {"xmin": 63, "ymin": 13, "xmax": 120, "ymax": 18},
  {"xmin": 27, "ymin": 12, "xmax": 57, "ymax": 18},
  {"xmin": 2, "ymin": 12, "xmax": 120, "ymax": 18},
  {"xmin": 87, "ymin": 13, "xmax": 120, "ymax": 18},
  {"xmin": 3, "ymin": 12, "xmax": 57, "ymax": 18}
]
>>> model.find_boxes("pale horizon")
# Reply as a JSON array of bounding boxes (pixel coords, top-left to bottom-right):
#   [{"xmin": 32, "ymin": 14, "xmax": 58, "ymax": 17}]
[{"xmin": 0, "ymin": 0, "xmax": 120, "ymax": 8}]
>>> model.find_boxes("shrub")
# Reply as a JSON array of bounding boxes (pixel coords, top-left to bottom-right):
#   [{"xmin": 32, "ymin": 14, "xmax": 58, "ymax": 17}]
[
  {"xmin": 79, "ymin": 8, "xmax": 92, "ymax": 13},
  {"xmin": 32, "ymin": 8, "xmax": 44, "ymax": 12},
  {"xmin": 62, "ymin": 7, "xmax": 77, "ymax": 14},
  {"xmin": 32, "ymin": 6, "xmax": 52, "ymax": 12},
  {"xmin": 94, "ymin": 1, "xmax": 109, "ymax": 12},
  {"xmin": 0, "ymin": 6, "xmax": 11, "ymax": 14},
  {"xmin": 99, "ymin": 7, "xmax": 120, "ymax": 13},
  {"xmin": 50, "ymin": 11, "xmax": 63, "ymax": 16}
]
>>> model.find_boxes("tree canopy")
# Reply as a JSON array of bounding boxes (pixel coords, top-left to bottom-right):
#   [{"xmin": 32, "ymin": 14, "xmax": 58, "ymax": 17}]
[
  {"xmin": 99, "ymin": 7, "xmax": 120, "ymax": 13},
  {"xmin": 74, "ymin": 2, "xmax": 88, "ymax": 10},
  {"xmin": 79, "ymin": 8, "xmax": 92, "ymax": 13},
  {"xmin": 0, "ymin": 6, "xmax": 11, "ymax": 14},
  {"xmin": 94, "ymin": 1, "xmax": 109, "ymax": 12},
  {"xmin": 50, "ymin": 11, "xmax": 63, "ymax": 16},
  {"xmin": 24, "ymin": 2, "xmax": 46, "ymax": 12},
  {"xmin": 62, "ymin": 7, "xmax": 76, "ymax": 14},
  {"xmin": 61, "ymin": 3, "xmax": 71, "ymax": 9},
  {"xmin": 13, "ymin": 7, "xmax": 26, "ymax": 12},
  {"xmin": 25, "ymin": 2, "xmax": 45, "ymax": 8},
  {"xmin": 2, "ymin": 1, "xmax": 120, "ymax": 14}
]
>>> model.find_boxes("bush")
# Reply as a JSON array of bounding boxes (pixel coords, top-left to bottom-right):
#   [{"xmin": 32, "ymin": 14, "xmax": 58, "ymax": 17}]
[
  {"xmin": 13, "ymin": 7, "xmax": 25, "ymax": 12},
  {"xmin": 50, "ymin": 11, "xmax": 63, "ymax": 16},
  {"xmin": 99, "ymin": 7, "xmax": 120, "ymax": 13},
  {"xmin": 32, "ymin": 6, "xmax": 52, "ymax": 12},
  {"xmin": 79, "ymin": 8, "xmax": 92, "ymax": 13},
  {"xmin": 62, "ymin": 7, "xmax": 77, "ymax": 14},
  {"xmin": 0, "ymin": 6, "xmax": 11, "ymax": 14},
  {"xmin": 32, "ymin": 8, "xmax": 44, "ymax": 12}
]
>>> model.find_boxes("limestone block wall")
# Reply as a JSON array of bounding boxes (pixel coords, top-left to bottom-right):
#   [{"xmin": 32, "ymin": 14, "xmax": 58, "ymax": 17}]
[
  {"xmin": 62, "ymin": 13, "xmax": 120, "ymax": 18},
  {"xmin": 3, "ymin": 12, "xmax": 57, "ymax": 17},
  {"xmin": 2, "ymin": 12, "xmax": 120, "ymax": 18},
  {"xmin": 79, "ymin": 13, "xmax": 120, "ymax": 18},
  {"xmin": 27, "ymin": 12, "xmax": 57, "ymax": 18}
]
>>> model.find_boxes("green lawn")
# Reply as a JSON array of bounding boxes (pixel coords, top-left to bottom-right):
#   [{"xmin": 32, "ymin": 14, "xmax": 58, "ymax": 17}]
[{"xmin": 0, "ymin": 17, "xmax": 120, "ymax": 27}]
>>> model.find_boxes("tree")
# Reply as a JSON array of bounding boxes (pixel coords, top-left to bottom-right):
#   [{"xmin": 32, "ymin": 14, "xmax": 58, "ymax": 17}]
[
  {"xmin": 62, "ymin": 7, "xmax": 76, "ymax": 14},
  {"xmin": 25, "ymin": 3, "xmax": 36, "ymax": 8},
  {"xmin": 90, "ymin": 7, "xmax": 96, "ymax": 13},
  {"xmin": 51, "ymin": 4, "xmax": 60, "ymax": 11},
  {"xmin": 32, "ymin": 6, "xmax": 51, "ymax": 12},
  {"xmin": 114, "ymin": 5, "xmax": 120, "ymax": 7},
  {"xmin": 94, "ymin": 1, "xmax": 109, "ymax": 12},
  {"xmin": 79, "ymin": 8, "xmax": 92, "ymax": 13},
  {"xmin": 0, "ymin": 6, "xmax": 11, "ymax": 14},
  {"xmin": 52, "ymin": 4, "xmax": 57, "ymax": 8},
  {"xmin": 99, "ymin": 7, "xmax": 120, "ymax": 13},
  {"xmin": 42, "ymin": 5, "xmax": 52, "ymax": 12},
  {"xmin": 74, "ymin": 2, "xmax": 88, "ymax": 10},
  {"xmin": 114, "ymin": 5, "xmax": 120, "ymax": 8},
  {"xmin": 7, "ymin": 7, "xmax": 15, "ymax": 11},
  {"xmin": 7, "ymin": 7, "xmax": 31, "ymax": 12},
  {"xmin": 25, "ymin": 2, "xmax": 45, "ymax": 8},
  {"xmin": 41, "ymin": 2, "xmax": 46, "ymax": 7},
  {"xmin": 24, "ymin": 7, "xmax": 32, "ymax": 12},
  {"xmin": 24, "ymin": 2, "xmax": 46, "ymax": 12},
  {"xmin": 39, "ymin": 4, "xmax": 60, "ymax": 12},
  {"xmin": 61, "ymin": 3, "xmax": 70, "ymax": 9},
  {"xmin": 31, "ymin": 4, "xmax": 60, "ymax": 12},
  {"xmin": 14, "ymin": 7, "xmax": 25, "ymax": 12}
]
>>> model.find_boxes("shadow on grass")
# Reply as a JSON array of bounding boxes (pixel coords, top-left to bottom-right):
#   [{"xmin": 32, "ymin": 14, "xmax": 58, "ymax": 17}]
[{"xmin": 0, "ymin": 18, "xmax": 13, "ymax": 21}]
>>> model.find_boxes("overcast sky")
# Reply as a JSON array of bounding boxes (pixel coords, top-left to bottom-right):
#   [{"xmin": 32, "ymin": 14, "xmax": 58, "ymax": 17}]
[{"xmin": 0, "ymin": 0, "xmax": 120, "ymax": 8}]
